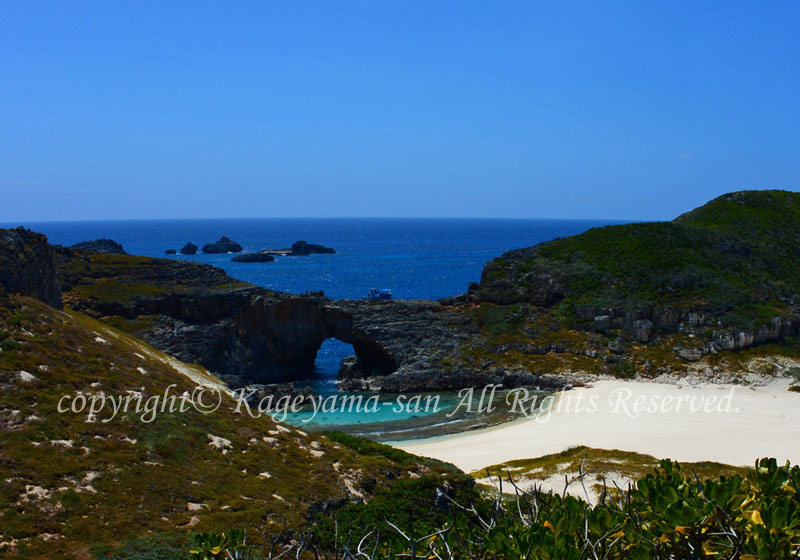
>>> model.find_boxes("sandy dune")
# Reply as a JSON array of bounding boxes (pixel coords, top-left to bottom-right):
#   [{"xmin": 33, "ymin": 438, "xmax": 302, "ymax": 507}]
[{"xmin": 395, "ymin": 378, "xmax": 800, "ymax": 472}]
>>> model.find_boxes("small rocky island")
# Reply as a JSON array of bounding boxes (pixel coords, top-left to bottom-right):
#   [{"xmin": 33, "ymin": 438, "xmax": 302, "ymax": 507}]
[
  {"xmin": 180, "ymin": 242, "xmax": 198, "ymax": 255},
  {"xmin": 232, "ymin": 252, "xmax": 276, "ymax": 263},
  {"xmin": 202, "ymin": 236, "xmax": 243, "ymax": 254},
  {"xmin": 260, "ymin": 240, "xmax": 336, "ymax": 256},
  {"xmin": 69, "ymin": 238, "xmax": 127, "ymax": 254}
]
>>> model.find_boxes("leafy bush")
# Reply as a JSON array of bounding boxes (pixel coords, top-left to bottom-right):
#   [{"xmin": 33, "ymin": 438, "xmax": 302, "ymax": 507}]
[
  {"xmin": 196, "ymin": 458, "xmax": 800, "ymax": 559},
  {"xmin": 311, "ymin": 475, "xmax": 482, "ymax": 549},
  {"xmin": 0, "ymin": 338, "xmax": 21, "ymax": 351},
  {"xmin": 324, "ymin": 430, "xmax": 420, "ymax": 465},
  {"xmin": 92, "ymin": 533, "xmax": 190, "ymax": 560},
  {"xmin": 612, "ymin": 358, "xmax": 636, "ymax": 378}
]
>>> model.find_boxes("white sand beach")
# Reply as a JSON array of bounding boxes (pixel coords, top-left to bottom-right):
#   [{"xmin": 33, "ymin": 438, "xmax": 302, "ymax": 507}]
[{"xmin": 396, "ymin": 378, "xmax": 800, "ymax": 472}]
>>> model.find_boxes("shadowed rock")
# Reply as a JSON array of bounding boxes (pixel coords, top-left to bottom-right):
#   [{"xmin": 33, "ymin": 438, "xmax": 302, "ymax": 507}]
[
  {"xmin": 180, "ymin": 242, "xmax": 198, "ymax": 255},
  {"xmin": 232, "ymin": 252, "xmax": 276, "ymax": 263},
  {"xmin": 70, "ymin": 238, "xmax": 126, "ymax": 254},
  {"xmin": 0, "ymin": 227, "xmax": 62, "ymax": 309},
  {"xmin": 202, "ymin": 236, "xmax": 242, "ymax": 254},
  {"xmin": 291, "ymin": 240, "xmax": 335, "ymax": 255}
]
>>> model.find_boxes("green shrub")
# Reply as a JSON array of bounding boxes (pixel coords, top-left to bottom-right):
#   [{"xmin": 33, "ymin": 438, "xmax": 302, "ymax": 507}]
[
  {"xmin": 0, "ymin": 339, "xmax": 21, "ymax": 351},
  {"xmin": 324, "ymin": 430, "xmax": 418, "ymax": 465},
  {"xmin": 61, "ymin": 489, "xmax": 80, "ymax": 507},
  {"xmin": 198, "ymin": 457, "xmax": 800, "ymax": 558},
  {"xmin": 92, "ymin": 533, "xmax": 190, "ymax": 560},
  {"xmin": 612, "ymin": 358, "xmax": 636, "ymax": 379}
]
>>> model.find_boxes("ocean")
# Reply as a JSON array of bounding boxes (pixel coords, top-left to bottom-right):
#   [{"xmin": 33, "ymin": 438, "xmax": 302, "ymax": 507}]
[{"xmin": 10, "ymin": 217, "xmax": 620, "ymax": 437}]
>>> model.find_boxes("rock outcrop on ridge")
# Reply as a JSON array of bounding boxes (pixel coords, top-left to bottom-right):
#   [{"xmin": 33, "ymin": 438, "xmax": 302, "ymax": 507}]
[
  {"xmin": 469, "ymin": 190, "xmax": 800, "ymax": 365},
  {"xmin": 0, "ymin": 227, "xmax": 62, "ymax": 309}
]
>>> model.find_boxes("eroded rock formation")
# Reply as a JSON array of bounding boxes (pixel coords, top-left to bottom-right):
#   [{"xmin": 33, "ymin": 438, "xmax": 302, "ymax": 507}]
[{"xmin": 0, "ymin": 227, "xmax": 62, "ymax": 309}]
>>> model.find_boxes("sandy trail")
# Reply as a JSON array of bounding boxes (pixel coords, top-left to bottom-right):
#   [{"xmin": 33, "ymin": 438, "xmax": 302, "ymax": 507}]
[{"xmin": 395, "ymin": 379, "xmax": 800, "ymax": 472}]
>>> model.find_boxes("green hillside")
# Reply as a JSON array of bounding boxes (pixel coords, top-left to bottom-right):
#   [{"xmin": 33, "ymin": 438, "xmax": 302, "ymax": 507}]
[
  {"xmin": 0, "ymin": 295, "xmax": 465, "ymax": 558},
  {"xmin": 477, "ymin": 190, "xmax": 800, "ymax": 332}
]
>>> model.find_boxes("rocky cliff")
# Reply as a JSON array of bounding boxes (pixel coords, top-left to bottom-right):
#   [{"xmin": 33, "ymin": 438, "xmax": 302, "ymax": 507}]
[
  {"xmin": 10, "ymin": 189, "xmax": 800, "ymax": 394},
  {"xmin": 0, "ymin": 227, "xmax": 62, "ymax": 309},
  {"xmin": 469, "ymin": 190, "xmax": 800, "ymax": 365},
  {"xmin": 53, "ymin": 247, "xmax": 560, "ymax": 390}
]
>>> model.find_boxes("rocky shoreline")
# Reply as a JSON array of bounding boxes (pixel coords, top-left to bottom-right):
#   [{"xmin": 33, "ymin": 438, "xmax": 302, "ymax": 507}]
[{"xmin": 4, "ymin": 191, "xmax": 800, "ymax": 396}]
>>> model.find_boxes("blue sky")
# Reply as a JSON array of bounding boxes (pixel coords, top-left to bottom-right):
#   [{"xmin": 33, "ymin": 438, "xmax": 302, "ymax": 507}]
[{"xmin": 1, "ymin": 1, "xmax": 798, "ymax": 221}]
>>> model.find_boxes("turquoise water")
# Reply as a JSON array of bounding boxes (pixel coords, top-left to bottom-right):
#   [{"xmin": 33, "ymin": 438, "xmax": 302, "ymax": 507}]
[
  {"xmin": 14, "ymin": 218, "xmax": 619, "ymax": 437},
  {"xmin": 279, "ymin": 389, "xmax": 547, "ymax": 441}
]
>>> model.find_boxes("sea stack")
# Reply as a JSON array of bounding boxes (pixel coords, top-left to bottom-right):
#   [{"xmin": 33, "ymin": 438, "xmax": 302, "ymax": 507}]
[
  {"xmin": 203, "ymin": 236, "xmax": 243, "ymax": 254},
  {"xmin": 180, "ymin": 242, "xmax": 198, "ymax": 255}
]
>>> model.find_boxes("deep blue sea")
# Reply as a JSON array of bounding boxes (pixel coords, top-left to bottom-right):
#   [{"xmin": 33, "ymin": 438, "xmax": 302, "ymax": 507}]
[{"xmin": 9, "ymin": 218, "xmax": 619, "ymax": 436}]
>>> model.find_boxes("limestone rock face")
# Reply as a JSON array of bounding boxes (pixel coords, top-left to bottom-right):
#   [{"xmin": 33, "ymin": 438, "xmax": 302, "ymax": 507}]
[
  {"xmin": 70, "ymin": 239, "xmax": 127, "ymax": 254},
  {"xmin": 202, "ymin": 236, "xmax": 242, "ymax": 254},
  {"xmin": 180, "ymin": 242, "xmax": 198, "ymax": 255},
  {"xmin": 0, "ymin": 227, "xmax": 62, "ymax": 309},
  {"xmin": 632, "ymin": 319, "xmax": 654, "ymax": 342},
  {"xmin": 676, "ymin": 346, "xmax": 704, "ymax": 362}
]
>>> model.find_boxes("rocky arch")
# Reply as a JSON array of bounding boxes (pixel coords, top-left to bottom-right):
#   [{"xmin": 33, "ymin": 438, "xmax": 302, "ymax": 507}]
[
  {"xmin": 319, "ymin": 305, "xmax": 398, "ymax": 378},
  {"xmin": 218, "ymin": 296, "xmax": 400, "ymax": 385}
]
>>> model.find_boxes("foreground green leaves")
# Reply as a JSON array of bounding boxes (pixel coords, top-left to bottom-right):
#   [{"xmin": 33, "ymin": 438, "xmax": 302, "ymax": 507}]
[{"xmin": 191, "ymin": 458, "xmax": 800, "ymax": 559}]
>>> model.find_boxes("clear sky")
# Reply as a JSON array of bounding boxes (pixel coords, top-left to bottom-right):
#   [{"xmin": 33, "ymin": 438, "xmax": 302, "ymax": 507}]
[{"xmin": 2, "ymin": 1, "xmax": 798, "ymax": 222}]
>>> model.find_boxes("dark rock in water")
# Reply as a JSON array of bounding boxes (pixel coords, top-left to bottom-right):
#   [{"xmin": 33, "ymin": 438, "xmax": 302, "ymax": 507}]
[
  {"xmin": 338, "ymin": 356, "xmax": 360, "ymax": 379},
  {"xmin": 165, "ymin": 249, "xmax": 177, "ymax": 255},
  {"xmin": 291, "ymin": 240, "xmax": 335, "ymax": 255},
  {"xmin": 180, "ymin": 242, "xmax": 198, "ymax": 255},
  {"xmin": 260, "ymin": 240, "xmax": 336, "ymax": 257},
  {"xmin": 203, "ymin": 236, "xmax": 243, "ymax": 254},
  {"xmin": 70, "ymin": 239, "xmax": 127, "ymax": 254},
  {"xmin": 232, "ymin": 252, "xmax": 276, "ymax": 263},
  {"xmin": 0, "ymin": 227, "xmax": 62, "ymax": 309}
]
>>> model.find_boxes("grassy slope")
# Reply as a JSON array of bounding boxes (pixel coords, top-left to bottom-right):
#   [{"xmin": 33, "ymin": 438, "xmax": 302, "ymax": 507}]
[
  {"xmin": 481, "ymin": 190, "xmax": 800, "ymax": 322},
  {"xmin": 458, "ymin": 190, "xmax": 800, "ymax": 378},
  {"xmin": 56, "ymin": 252, "xmax": 254, "ymax": 307},
  {"xmin": 0, "ymin": 296, "xmax": 463, "ymax": 559},
  {"xmin": 474, "ymin": 446, "xmax": 748, "ymax": 499}
]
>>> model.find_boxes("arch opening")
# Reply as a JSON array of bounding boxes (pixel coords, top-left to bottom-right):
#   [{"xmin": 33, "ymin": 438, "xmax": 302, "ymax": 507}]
[{"xmin": 304, "ymin": 338, "xmax": 355, "ymax": 394}]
